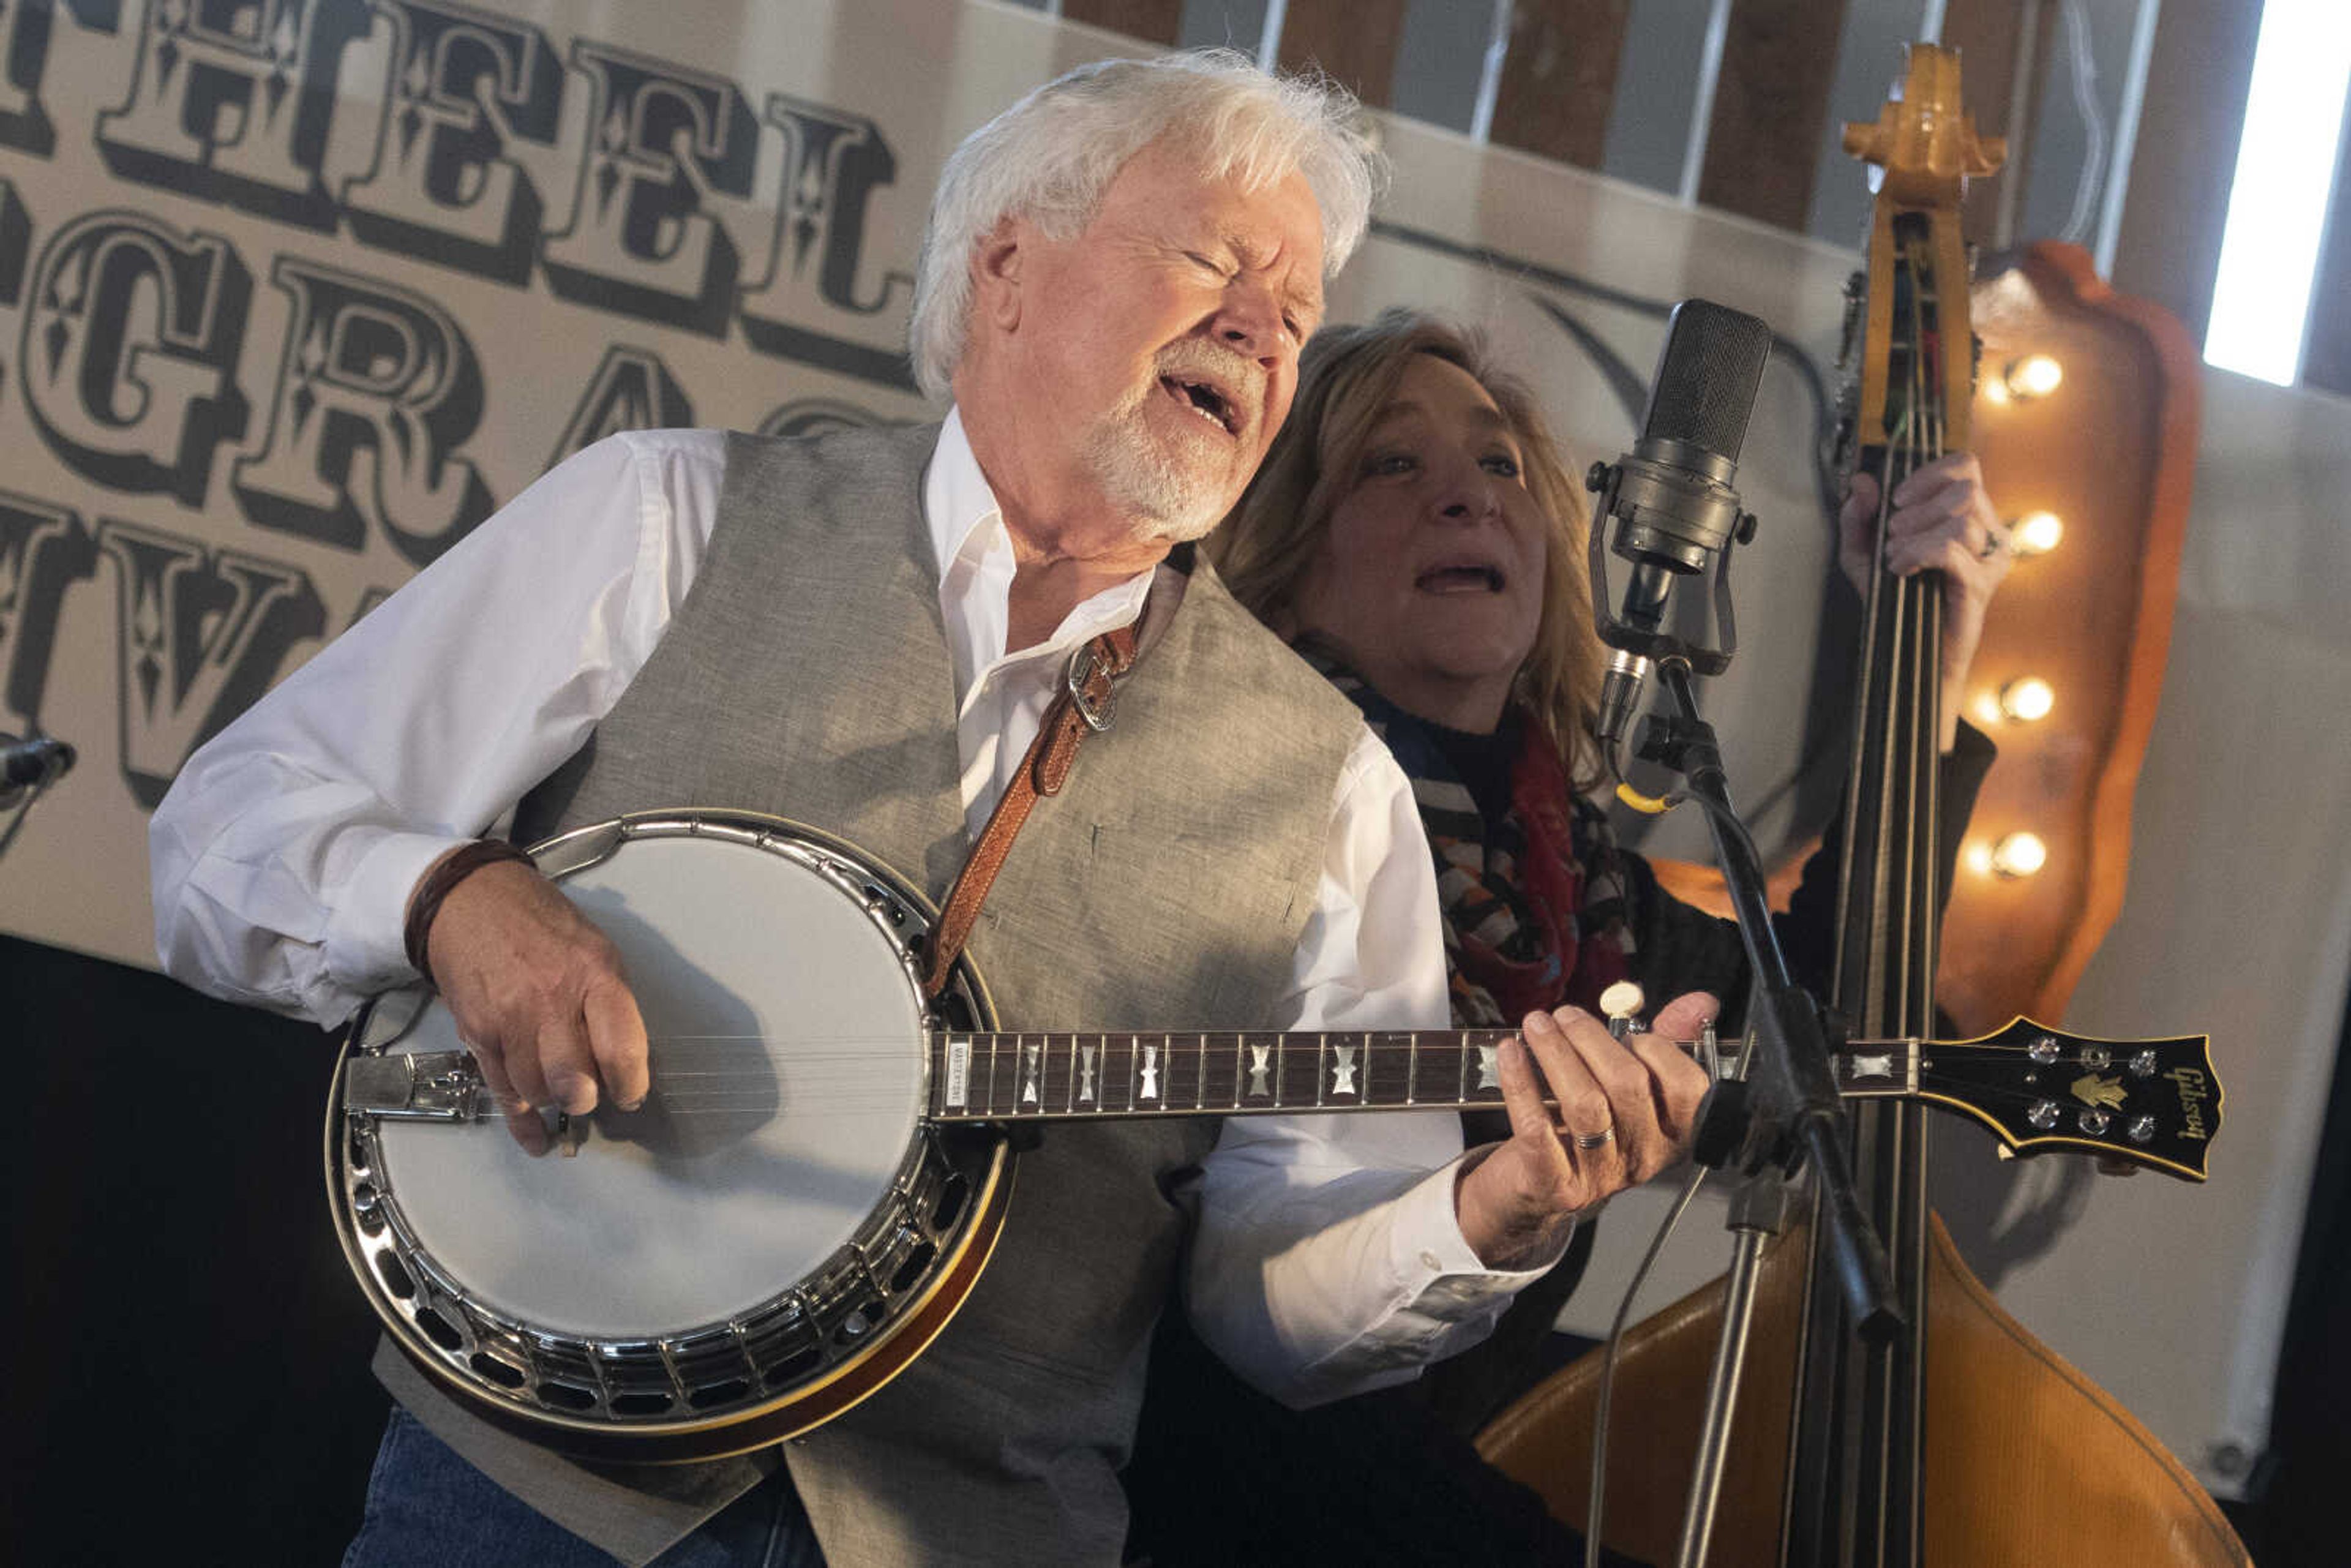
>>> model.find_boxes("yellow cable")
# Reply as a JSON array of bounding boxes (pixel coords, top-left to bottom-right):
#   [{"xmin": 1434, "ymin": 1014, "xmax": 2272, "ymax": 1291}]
[{"xmin": 1614, "ymin": 781, "xmax": 1674, "ymax": 816}]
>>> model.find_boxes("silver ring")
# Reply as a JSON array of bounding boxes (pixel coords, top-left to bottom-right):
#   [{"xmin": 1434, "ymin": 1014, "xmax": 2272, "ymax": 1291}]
[{"xmin": 1571, "ymin": 1127, "xmax": 1616, "ymax": 1151}]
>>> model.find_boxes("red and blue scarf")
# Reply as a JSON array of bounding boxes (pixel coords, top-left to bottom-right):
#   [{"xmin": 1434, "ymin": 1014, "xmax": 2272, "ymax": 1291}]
[{"xmin": 1311, "ymin": 650, "xmax": 1638, "ymax": 1027}]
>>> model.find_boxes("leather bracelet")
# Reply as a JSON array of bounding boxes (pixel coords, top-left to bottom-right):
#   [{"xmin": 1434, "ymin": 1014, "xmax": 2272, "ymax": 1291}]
[{"xmin": 403, "ymin": 837, "xmax": 534, "ymax": 988}]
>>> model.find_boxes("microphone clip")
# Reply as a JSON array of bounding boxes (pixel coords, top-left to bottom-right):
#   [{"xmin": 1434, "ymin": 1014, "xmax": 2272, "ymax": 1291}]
[{"xmin": 1583, "ymin": 454, "xmax": 1758, "ymax": 677}]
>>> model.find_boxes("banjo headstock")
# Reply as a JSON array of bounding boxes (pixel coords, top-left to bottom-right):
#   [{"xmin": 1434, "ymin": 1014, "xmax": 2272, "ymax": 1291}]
[{"xmin": 1907, "ymin": 1016, "xmax": 2219, "ymax": 1180}]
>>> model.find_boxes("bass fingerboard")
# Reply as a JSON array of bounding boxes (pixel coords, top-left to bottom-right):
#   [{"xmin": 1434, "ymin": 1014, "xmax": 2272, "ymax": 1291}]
[{"xmin": 931, "ymin": 1030, "xmax": 1532, "ymax": 1120}]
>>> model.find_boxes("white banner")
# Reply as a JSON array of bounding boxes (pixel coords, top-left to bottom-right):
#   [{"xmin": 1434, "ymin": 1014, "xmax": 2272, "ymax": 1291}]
[{"xmin": 0, "ymin": 0, "xmax": 1854, "ymax": 969}]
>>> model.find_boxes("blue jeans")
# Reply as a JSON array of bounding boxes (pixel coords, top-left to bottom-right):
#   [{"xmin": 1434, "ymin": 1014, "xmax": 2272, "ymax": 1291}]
[{"xmin": 342, "ymin": 1407, "xmax": 827, "ymax": 1568}]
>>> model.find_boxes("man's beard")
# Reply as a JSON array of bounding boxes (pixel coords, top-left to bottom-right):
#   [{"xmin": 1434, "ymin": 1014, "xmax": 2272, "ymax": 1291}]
[{"xmin": 1081, "ymin": 363, "xmax": 1255, "ymax": 543}]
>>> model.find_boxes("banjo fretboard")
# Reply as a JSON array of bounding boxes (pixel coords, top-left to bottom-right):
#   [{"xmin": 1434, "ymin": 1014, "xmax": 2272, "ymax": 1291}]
[{"xmin": 932, "ymin": 1030, "xmax": 1530, "ymax": 1120}]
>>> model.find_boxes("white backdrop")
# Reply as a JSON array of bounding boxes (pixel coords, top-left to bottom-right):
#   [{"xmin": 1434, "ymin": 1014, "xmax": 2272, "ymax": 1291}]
[{"xmin": 0, "ymin": 0, "xmax": 2336, "ymax": 1502}]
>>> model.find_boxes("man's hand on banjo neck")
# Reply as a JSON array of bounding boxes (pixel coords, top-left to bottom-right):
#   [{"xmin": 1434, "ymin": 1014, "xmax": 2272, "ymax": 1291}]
[
  {"xmin": 417, "ymin": 854, "xmax": 651, "ymax": 1154},
  {"xmin": 1453, "ymin": 989, "xmax": 1717, "ymax": 1269}
]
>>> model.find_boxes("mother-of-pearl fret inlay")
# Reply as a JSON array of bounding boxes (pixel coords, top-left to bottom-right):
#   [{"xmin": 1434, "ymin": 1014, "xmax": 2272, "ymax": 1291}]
[
  {"xmin": 1079, "ymin": 1043, "xmax": 1097, "ymax": 1104},
  {"xmin": 1141, "ymin": 1043, "xmax": 1160, "ymax": 1103},
  {"xmin": 1332, "ymin": 1044, "xmax": 1358, "ymax": 1098},
  {"xmin": 1247, "ymin": 1044, "xmax": 1272, "ymax": 1100},
  {"xmin": 1021, "ymin": 1043, "xmax": 1041, "ymax": 1105},
  {"xmin": 1476, "ymin": 1043, "xmax": 1499, "ymax": 1092}
]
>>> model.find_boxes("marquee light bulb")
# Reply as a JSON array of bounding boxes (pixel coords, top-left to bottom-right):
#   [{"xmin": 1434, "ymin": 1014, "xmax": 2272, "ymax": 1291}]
[
  {"xmin": 1990, "ymin": 832, "xmax": 2049, "ymax": 879},
  {"xmin": 1998, "ymin": 677, "xmax": 2055, "ymax": 722},
  {"xmin": 2005, "ymin": 354, "xmax": 2064, "ymax": 399},
  {"xmin": 2011, "ymin": 511, "xmax": 2064, "ymax": 555}
]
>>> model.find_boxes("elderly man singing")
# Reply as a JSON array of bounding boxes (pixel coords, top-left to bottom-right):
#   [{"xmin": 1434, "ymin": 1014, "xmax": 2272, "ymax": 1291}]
[{"xmin": 151, "ymin": 50, "xmax": 1705, "ymax": 1568}]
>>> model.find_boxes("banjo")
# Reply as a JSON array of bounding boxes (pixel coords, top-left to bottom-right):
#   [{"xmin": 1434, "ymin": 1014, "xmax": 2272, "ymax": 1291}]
[{"xmin": 328, "ymin": 808, "xmax": 2219, "ymax": 1463}]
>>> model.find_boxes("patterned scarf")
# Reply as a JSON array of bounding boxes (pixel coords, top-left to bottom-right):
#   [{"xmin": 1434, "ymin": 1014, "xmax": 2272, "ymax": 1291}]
[{"xmin": 1308, "ymin": 648, "xmax": 1639, "ymax": 1027}]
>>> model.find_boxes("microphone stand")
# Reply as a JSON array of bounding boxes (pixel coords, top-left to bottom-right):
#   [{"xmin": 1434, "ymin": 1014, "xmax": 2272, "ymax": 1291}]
[{"xmin": 1632, "ymin": 659, "xmax": 1902, "ymax": 1568}]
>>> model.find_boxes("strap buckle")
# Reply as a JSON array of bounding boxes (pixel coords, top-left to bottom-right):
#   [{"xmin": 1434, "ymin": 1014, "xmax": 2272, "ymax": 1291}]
[{"xmin": 1063, "ymin": 640, "xmax": 1117, "ymax": 733}]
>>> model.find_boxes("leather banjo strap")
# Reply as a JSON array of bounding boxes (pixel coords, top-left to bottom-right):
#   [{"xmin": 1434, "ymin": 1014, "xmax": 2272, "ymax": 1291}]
[{"xmin": 920, "ymin": 623, "xmax": 1139, "ymax": 1002}]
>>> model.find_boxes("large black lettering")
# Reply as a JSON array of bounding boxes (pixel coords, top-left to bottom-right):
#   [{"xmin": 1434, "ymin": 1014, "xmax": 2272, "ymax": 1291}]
[
  {"xmin": 231, "ymin": 254, "xmax": 490, "ymax": 564},
  {"xmin": 539, "ymin": 40, "xmax": 754, "ymax": 336},
  {"xmin": 94, "ymin": 0, "xmax": 373, "ymax": 228},
  {"xmin": 0, "ymin": 174, "xmax": 28, "ymax": 310},
  {"xmin": 549, "ymin": 343, "xmax": 690, "ymax": 465},
  {"xmin": 342, "ymin": 581, "xmax": 390, "ymax": 632},
  {"xmin": 20, "ymin": 210, "xmax": 252, "ymax": 506},
  {"xmin": 0, "ymin": 0, "xmax": 59, "ymax": 156},
  {"xmin": 94, "ymin": 517, "xmax": 323, "ymax": 807},
  {"xmin": 736, "ymin": 96, "xmax": 913, "ymax": 390},
  {"xmin": 0, "ymin": 0, "xmax": 121, "ymax": 157},
  {"xmin": 0, "ymin": 493, "xmax": 97, "ymax": 735},
  {"xmin": 339, "ymin": 0, "xmax": 562, "ymax": 284}
]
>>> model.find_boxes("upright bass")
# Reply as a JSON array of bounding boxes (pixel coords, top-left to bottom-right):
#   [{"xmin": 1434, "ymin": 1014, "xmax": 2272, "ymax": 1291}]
[{"xmin": 1476, "ymin": 43, "xmax": 2250, "ymax": 1567}]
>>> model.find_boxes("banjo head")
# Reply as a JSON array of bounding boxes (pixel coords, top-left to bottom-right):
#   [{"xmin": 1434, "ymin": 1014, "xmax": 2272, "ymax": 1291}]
[{"xmin": 328, "ymin": 812, "xmax": 1006, "ymax": 1459}]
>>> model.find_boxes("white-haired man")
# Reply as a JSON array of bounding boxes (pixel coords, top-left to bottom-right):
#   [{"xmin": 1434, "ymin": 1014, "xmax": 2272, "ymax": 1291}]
[{"xmin": 152, "ymin": 50, "xmax": 1703, "ymax": 1568}]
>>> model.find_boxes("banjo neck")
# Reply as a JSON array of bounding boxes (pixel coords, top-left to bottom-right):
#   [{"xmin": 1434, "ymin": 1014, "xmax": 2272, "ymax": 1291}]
[{"xmin": 923, "ymin": 1024, "xmax": 2218, "ymax": 1182}]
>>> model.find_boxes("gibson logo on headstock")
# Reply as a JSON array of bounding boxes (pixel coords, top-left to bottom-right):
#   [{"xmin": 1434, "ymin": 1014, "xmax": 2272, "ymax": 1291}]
[{"xmin": 2168, "ymin": 1067, "xmax": 2212, "ymax": 1141}]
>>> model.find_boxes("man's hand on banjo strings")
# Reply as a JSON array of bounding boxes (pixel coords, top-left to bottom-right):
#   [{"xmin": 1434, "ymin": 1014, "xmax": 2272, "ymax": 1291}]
[
  {"xmin": 419, "ymin": 856, "xmax": 651, "ymax": 1153},
  {"xmin": 1453, "ymin": 991, "xmax": 1717, "ymax": 1270}
]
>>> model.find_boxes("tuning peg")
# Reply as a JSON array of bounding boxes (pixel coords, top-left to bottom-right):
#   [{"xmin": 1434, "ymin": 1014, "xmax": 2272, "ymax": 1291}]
[
  {"xmin": 1600, "ymin": 980, "xmax": 1646, "ymax": 1041},
  {"xmin": 2094, "ymin": 1157, "xmax": 2143, "ymax": 1179}
]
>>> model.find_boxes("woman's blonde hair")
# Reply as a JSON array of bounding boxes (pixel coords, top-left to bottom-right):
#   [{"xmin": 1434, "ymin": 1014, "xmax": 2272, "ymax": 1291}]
[{"xmin": 1209, "ymin": 309, "xmax": 1607, "ymax": 783}]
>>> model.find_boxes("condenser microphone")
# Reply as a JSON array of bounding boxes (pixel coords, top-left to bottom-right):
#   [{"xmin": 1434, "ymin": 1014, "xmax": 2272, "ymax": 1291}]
[
  {"xmin": 0, "ymin": 733, "xmax": 75, "ymax": 808},
  {"xmin": 1585, "ymin": 299, "xmax": 1775, "ymax": 750}
]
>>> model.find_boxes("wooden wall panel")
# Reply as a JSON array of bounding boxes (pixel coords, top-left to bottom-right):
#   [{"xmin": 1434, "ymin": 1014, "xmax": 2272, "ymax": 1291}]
[
  {"xmin": 1060, "ymin": 0, "xmax": 1186, "ymax": 47},
  {"xmin": 1277, "ymin": 0, "xmax": 1410, "ymax": 110},
  {"xmin": 1697, "ymin": 0, "xmax": 1853, "ymax": 230},
  {"xmin": 1487, "ymin": 0, "xmax": 1632, "ymax": 170},
  {"xmin": 2296, "ymin": 115, "xmax": 2351, "ymax": 399},
  {"xmin": 2107, "ymin": 0, "xmax": 2261, "ymax": 349}
]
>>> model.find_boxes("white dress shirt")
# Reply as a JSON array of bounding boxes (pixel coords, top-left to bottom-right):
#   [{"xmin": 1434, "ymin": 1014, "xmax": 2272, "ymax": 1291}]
[{"xmin": 148, "ymin": 415, "xmax": 1556, "ymax": 1405}]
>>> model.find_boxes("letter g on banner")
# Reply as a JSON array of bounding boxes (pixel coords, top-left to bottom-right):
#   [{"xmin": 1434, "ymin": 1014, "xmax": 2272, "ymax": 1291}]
[{"xmin": 20, "ymin": 211, "xmax": 255, "ymax": 509}]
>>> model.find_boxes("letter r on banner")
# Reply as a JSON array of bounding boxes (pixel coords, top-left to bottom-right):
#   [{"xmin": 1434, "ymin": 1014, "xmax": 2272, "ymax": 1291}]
[{"xmin": 231, "ymin": 254, "xmax": 492, "ymax": 566}]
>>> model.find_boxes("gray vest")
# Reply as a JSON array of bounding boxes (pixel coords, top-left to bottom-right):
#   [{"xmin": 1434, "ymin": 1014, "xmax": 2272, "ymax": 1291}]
[{"xmin": 380, "ymin": 424, "xmax": 1366, "ymax": 1567}]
